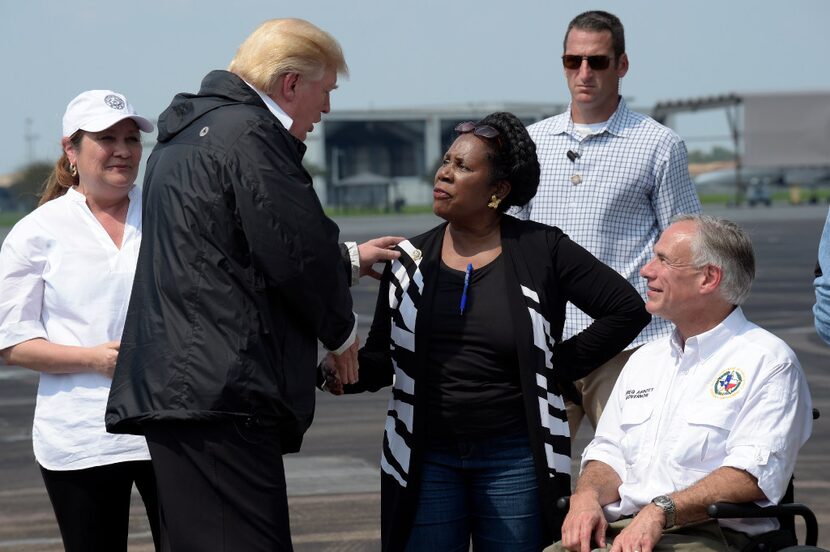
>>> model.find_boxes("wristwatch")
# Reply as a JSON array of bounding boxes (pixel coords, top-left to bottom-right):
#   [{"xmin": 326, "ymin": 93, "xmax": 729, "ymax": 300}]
[{"xmin": 651, "ymin": 495, "xmax": 676, "ymax": 529}]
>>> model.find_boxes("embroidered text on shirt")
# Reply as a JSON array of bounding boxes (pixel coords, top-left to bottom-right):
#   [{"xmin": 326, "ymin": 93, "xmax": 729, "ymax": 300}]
[{"xmin": 625, "ymin": 387, "xmax": 653, "ymax": 400}]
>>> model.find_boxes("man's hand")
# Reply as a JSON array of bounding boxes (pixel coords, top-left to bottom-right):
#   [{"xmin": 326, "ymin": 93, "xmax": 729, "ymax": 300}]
[
  {"xmin": 332, "ymin": 336, "xmax": 360, "ymax": 385},
  {"xmin": 561, "ymin": 492, "xmax": 609, "ymax": 552},
  {"xmin": 608, "ymin": 504, "xmax": 664, "ymax": 552},
  {"xmin": 321, "ymin": 354, "xmax": 344, "ymax": 395},
  {"xmin": 358, "ymin": 236, "xmax": 403, "ymax": 280}
]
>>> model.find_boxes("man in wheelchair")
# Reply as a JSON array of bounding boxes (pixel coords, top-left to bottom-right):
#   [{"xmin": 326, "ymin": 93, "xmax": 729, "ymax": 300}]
[{"xmin": 548, "ymin": 215, "xmax": 813, "ymax": 552}]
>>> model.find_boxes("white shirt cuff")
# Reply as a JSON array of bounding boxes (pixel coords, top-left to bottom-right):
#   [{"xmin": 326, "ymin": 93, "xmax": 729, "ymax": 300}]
[
  {"xmin": 581, "ymin": 444, "xmax": 626, "ymax": 483},
  {"xmin": 345, "ymin": 241, "xmax": 360, "ymax": 286},
  {"xmin": 722, "ymin": 445, "xmax": 787, "ymax": 504},
  {"xmin": 328, "ymin": 313, "xmax": 358, "ymax": 355},
  {"xmin": 0, "ymin": 322, "xmax": 48, "ymax": 351}
]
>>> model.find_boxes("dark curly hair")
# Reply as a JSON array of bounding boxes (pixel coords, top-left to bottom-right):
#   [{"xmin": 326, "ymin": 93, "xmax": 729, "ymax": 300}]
[{"xmin": 475, "ymin": 112, "xmax": 540, "ymax": 212}]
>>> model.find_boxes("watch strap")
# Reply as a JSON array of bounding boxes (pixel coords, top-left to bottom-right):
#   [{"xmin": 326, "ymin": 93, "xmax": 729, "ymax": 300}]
[{"xmin": 651, "ymin": 495, "xmax": 676, "ymax": 529}]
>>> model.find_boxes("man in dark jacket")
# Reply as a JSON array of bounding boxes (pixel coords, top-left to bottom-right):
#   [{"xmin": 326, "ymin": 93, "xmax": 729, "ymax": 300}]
[{"xmin": 105, "ymin": 18, "xmax": 395, "ymax": 551}]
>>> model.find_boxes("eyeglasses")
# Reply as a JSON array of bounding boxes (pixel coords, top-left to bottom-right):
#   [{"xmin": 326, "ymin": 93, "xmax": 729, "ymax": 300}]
[
  {"xmin": 561, "ymin": 55, "xmax": 613, "ymax": 71},
  {"xmin": 454, "ymin": 121, "xmax": 500, "ymax": 139}
]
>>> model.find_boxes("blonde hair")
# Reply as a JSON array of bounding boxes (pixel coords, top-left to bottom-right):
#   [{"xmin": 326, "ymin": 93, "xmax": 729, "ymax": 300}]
[
  {"xmin": 39, "ymin": 132, "xmax": 83, "ymax": 206},
  {"xmin": 228, "ymin": 18, "xmax": 348, "ymax": 94}
]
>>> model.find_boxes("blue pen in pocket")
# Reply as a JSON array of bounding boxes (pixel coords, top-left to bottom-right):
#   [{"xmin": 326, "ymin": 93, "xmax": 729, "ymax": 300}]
[{"xmin": 460, "ymin": 263, "xmax": 473, "ymax": 315}]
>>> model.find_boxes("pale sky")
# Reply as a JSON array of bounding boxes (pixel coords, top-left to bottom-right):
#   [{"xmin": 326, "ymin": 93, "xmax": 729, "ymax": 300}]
[{"xmin": 2, "ymin": 0, "xmax": 829, "ymax": 175}]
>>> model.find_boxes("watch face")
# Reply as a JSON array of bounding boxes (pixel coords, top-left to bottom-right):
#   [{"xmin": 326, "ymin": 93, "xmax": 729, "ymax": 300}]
[
  {"xmin": 652, "ymin": 495, "xmax": 676, "ymax": 528},
  {"xmin": 654, "ymin": 496, "xmax": 671, "ymax": 508}
]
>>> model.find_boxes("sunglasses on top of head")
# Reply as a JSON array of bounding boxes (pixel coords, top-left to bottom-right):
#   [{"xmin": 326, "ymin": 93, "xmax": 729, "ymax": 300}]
[
  {"xmin": 454, "ymin": 121, "xmax": 500, "ymax": 139},
  {"xmin": 561, "ymin": 55, "xmax": 614, "ymax": 71}
]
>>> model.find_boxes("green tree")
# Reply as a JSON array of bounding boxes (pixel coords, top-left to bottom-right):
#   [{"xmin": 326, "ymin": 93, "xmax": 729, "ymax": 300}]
[
  {"xmin": 10, "ymin": 161, "xmax": 53, "ymax": 211},
  {"xmin": 688, "ymin": 146, "xmax": 735, "ymax": 164},
  {"xmin": 709, "ymin": 145, "xmax": 735, "ymax": 162}
]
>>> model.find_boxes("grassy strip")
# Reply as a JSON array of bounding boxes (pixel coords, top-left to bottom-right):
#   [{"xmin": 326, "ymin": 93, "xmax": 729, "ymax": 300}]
[
  {"xmin": 324, "ymin": 191, "xmax": 830, "ymax": 216},
  {"xmin": 0, "ymin": 212, "xmax": 26, "ymax": 227},
  {"xmin": 2, "ymin": 190, "xmax": 828, "ymax": 227},
  {"xmin": 324, "ymin": 204, "xmax": 434, "ymax": 217}
]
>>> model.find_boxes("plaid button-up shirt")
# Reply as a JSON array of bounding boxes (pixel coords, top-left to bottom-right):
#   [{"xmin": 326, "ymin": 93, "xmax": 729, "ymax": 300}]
[{"xmin": 512, "ymin": 98, "xmax": 701, "ymax": 348}]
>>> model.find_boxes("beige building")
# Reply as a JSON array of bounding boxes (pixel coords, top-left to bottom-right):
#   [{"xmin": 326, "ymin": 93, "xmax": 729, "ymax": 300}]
[{"xmin": 304, "ymin": 103, "xmax": 566, "ymax": 208}]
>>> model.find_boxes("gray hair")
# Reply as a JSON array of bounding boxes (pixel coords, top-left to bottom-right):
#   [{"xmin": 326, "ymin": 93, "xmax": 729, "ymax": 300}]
[{"xmin": 671, "ymin": 214, "xmax": 755, "ymax": 306}]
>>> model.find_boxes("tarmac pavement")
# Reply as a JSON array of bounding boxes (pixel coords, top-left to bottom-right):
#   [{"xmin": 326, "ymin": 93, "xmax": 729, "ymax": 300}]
[{"xmin": 0, "ymin": 202, "xmax": 828, "ymax": 550}]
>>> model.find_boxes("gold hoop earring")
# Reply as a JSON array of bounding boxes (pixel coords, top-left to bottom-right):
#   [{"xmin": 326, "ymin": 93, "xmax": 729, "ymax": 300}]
[
  {"xmin": 487, "ymin": 194, "xmax": 502, "ymax": 209},
  {"xmin": 69, "ymin": 164, "xmax": 78, "ymax": 178}
]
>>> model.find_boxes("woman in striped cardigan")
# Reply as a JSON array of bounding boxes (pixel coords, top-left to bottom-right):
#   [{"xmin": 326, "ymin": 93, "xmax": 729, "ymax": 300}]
[{"xmin": 324, "ymin": 111, "xmax": 649, "ymax": 552}]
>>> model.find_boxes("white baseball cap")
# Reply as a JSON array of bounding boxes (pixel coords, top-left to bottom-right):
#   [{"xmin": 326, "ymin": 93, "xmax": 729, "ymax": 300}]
[{"xmin": 62, "ymin": 90, "xmax": 154, "ymax": 137}]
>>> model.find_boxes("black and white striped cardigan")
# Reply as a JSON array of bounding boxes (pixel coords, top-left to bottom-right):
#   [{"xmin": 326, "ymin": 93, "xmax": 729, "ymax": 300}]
[{"xmin": 347, "ymin": 216, "xmax": 649, "ymax": 551}]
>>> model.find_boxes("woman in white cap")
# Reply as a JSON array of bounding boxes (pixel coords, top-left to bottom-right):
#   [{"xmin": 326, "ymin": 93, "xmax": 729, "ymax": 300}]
[{"xmin": 0, "ymin": 90, "xmax": 159, "ymax": 551}]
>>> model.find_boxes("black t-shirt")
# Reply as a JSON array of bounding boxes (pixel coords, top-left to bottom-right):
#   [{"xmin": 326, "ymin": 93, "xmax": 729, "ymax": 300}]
[{"xmin": 425, "ymin": 255, "xmax": 527, "ymax": 444}]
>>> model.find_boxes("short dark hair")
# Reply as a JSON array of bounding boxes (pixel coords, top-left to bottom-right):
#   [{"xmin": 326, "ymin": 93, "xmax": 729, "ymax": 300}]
[
  {"xmin": 564, "ymin": 10, "xmax": 625, "ymax": 60},
  {"xmin": 475, "ymin": 112, "xmax": 540, "ymax": 212}
]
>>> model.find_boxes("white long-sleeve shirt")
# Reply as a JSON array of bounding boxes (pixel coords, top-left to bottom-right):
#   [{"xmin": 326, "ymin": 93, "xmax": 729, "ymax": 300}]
[
  {"xmin": 0, "ymin": 187, "xmax": 150, "ymax": 470},
  {"xmin": 582, "ymin": 308, "xmax": 812, "ymax": 535}
]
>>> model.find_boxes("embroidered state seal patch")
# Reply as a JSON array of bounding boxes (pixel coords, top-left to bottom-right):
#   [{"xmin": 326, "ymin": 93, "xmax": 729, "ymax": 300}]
[{"xmin": 712, "ymin": 369, "xmax": 744, "ymax": 398}]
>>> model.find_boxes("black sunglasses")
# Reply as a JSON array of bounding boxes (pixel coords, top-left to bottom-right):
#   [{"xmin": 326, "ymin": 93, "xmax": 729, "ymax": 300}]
[
  {"xmin": 561, "ymin": 55, "xmax": 613, "ymax": 71},
  {"xmin": 454, "ymin": 121, "xmax": 500, "ymax": 139}
]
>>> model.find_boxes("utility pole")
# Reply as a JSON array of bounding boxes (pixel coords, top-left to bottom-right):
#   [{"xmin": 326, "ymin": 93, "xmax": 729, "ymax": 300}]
[
  {"xmin": 24, "ymin": 118, "xmax": 38, "ymax": 164},
  {"xmin": 725, "ymin": 104, "xmax": 744, "ymax": 207}
]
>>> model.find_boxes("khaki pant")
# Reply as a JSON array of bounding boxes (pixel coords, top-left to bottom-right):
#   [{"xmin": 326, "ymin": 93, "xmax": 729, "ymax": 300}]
[
  {"xmin": 544, "ymin": 518, "xmax": 751, "ymax": 552},
  {"xmin": 566, "ymin": 348, "xmax": 638, "ymax": 439}
]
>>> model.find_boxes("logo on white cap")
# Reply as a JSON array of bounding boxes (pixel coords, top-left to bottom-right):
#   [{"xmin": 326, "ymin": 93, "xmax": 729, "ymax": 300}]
[
  {"xmin": 61, "ymin": 89, "xmax": 154, "ymax": 137},
  {"xmin": 104, "ymin": 95, "xmax": 126, "ymax": 110}
]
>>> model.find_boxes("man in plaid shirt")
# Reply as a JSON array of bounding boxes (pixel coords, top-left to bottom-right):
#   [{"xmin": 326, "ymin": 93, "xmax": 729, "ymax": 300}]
[{"xmin": 512, "ymin": 10, "xmax": 700, "ymax": 438}]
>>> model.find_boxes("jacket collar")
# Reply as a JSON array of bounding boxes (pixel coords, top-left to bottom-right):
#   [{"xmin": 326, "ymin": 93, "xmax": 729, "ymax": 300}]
[
  {"xmin": 156, "ymin": 70, "xmax": 306, "ymax": 154},
  {"xmin": 242, "ymin": 79, "xmax": 294, "ymax": 132}
]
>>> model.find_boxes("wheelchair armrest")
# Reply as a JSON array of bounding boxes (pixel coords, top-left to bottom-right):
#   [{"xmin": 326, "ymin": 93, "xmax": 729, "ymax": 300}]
[{"xmin": 708, "ymin": 502, "xmax": 818, "ymax": 546}]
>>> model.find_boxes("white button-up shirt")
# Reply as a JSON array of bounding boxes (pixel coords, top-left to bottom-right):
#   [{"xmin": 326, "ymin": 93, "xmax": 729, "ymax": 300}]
[
  {"xmin": 0, "ymin": 187, "xmax": 151, "ymax": 469},
  {"xmin": 582, "ymin": 308, "xmax": 812, "ymax": 535},
  {"xmin": 512, "ymin": 99, "xmax": 701, "ymax": 348}
]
